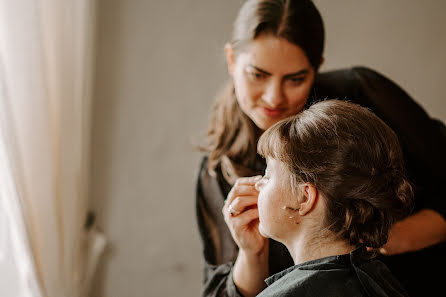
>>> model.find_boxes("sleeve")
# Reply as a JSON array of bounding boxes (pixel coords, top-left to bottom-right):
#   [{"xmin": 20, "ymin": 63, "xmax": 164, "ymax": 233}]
[
  {"xmin": 351, "ymin": 66, "xmax": 446, "ymax": 218},
  {"xmin": 195, "ymin": 157, "xmax": 243, "ymax": 297}
]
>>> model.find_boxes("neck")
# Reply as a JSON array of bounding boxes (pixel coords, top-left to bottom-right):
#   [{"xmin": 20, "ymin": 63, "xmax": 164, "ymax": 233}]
[{"xmin": 285, "ymin": 230, "xmax": 356, "ymax": 265}]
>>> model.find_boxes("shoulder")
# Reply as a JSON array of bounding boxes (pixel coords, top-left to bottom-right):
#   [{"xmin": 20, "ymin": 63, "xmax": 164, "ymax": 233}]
[
  {"xmin": 196, "ymin": 155, "xmax": 229, "ymax": 204},
  {"xmin": 261, "ymin": 253, "xmax": 409, "ymax": 297},
  {"xmin": 313, "ymin": 66, "xmax": 426, "ymax": 120},
  {"xmin": 357, "ymin": 259, "xmax": 410, "ymax": 297},
  {"xmin": 314, "ymin": 66, "xmax": 392, "ymax": 89},
  {"xmin": 311, "ymin": 66, "xmax": 384, "ymax": 101},
  {"xmin": 317, "ymin": 65, "xmax": 388, "ymax": 78},
  {"xmin": 196, "ymin": 156, "xmax": 215, "ymax": 192},
  {"xmin": 261, "ymin": 266, "xmax": 365, "ymax": 297},
  {"xmin": 350, "ymin": 66, "xmax": 388, "ymax": 78},
  {"xmin": 197, "ymin": 156, "xmax": 222, "ymax": 187},
  {"xmin": 349, "ymin": 66, "xmax": 406, "ymax": 91},
  {"xmin": 198, "ymin": 155, "xmax": 209, "ymax": 178}
]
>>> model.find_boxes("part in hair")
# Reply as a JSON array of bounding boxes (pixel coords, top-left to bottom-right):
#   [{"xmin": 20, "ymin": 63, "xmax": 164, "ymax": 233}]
[{"xmin": 202, "ymin": 0, "xmax": 324, "ymax": 183}]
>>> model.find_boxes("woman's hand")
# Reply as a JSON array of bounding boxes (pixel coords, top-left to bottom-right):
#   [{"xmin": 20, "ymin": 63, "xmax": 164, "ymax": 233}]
[
  {"xmin": 222, "ymin": 175, "xmax": 269, "ymax": 297},
  {"xmin": 222, "ymin": 175, "xmax": 267, "ymax": 255}
]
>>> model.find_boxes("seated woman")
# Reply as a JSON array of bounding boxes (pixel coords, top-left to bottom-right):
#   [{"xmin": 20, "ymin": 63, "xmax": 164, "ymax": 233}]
[{"xmin": 251, "ymin": 100, "xmax": 412, "ymax": 296}]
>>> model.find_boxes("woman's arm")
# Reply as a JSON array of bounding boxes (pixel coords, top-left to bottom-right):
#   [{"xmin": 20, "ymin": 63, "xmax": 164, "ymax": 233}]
[
  {"xmin": 222, "ymin": 176, "xmax": 270, "ymax": 297},
  {"xmin": 232, "ymin": 244, "xmax": 269, "ymax": 297},
  {"xmin": 196, "ymin": 157, "xmax": 240, "ymax": 297},
  {"xmin": 380, "ymin": 209, "xmax": 446, "ymax": 255},
  {"xmin": 196, "ymin": 158, "xmax": 269, "ymax": 297}
]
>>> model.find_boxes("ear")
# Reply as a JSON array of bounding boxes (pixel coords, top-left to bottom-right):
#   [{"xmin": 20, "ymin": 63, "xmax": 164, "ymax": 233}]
[
  {"xmin": 298, "ymin": 183, "xmax": 319, "ymax": 216},
  {"xmin": 224, "ymin": 43, "xmax": 235, "ymax": 76}
]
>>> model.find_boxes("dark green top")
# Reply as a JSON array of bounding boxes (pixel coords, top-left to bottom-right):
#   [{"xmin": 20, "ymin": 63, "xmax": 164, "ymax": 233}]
[{"xmin": 258, "ymin": 247, "xmax": 408, "ymax": 297}]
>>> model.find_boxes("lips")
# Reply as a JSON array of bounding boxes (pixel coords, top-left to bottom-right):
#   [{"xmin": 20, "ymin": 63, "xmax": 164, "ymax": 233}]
[{"xmin": 262, "ymin": 107, "xmax": 285, "ymax": 118}]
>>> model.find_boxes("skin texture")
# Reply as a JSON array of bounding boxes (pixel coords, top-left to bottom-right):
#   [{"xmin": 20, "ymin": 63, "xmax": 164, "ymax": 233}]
[{"xmin": 225, "ymin": 34, "xmax": 315, "ymax": 130}]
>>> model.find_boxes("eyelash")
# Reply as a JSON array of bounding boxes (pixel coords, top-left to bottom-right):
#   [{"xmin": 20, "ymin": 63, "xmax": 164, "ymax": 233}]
[
  {"xmin": 248, "ymin": 71, "xmax": 266, "ymax": 81},
  {"xmin": 288, "ymin": 77, "xmax": 305, "ymax": 85},
  {"xmin": 248, "ymin": 71, "xmax": 305, "ymax": 85}
]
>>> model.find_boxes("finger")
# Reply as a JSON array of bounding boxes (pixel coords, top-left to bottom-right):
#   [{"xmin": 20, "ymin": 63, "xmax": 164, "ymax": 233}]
[
  {"xmin": 222, "ymin": 197, "xmax": 258, "ymax": 222},
  {"xmin": 230, "ymin": 196, "xmax": 258, "ymax": 213},
  {"xmin": 226, "ymin": 184, "xmax": 259, "ymax": 205},
  {"xmin": 235, "ymin": 175, "xmax": 263, "ymax": 186},
  {"xmin": 231, "ymin": 208, "xmax": 259, "ymax": 228}
]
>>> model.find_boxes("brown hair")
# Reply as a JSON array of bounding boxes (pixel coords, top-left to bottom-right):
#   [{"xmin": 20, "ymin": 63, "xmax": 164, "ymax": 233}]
[
  {"xmin": 258, "ymin": 100, "xmax": 413, "ymax": 248},
  {"xmin": 202, "ymin": 0, "xmax": 324, "ymax": 184}
]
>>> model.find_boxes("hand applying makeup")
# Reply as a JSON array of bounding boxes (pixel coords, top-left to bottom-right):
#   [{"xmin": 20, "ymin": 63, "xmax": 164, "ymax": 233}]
[{"xmin": 222, "ymin": 175, "xmax": 269, "ymax": 297}]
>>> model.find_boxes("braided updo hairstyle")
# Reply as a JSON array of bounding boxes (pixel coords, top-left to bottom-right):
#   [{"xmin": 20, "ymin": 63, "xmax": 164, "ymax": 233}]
[{"xmin": 258, "ymin": 100, "xmax": 414, "ymax": 248}]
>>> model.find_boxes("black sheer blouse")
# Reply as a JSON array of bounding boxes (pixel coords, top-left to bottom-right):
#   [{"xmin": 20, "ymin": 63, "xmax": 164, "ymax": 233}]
[{"xmin": 196, "ymin": 67, "xmax": 446, "ymax": 297}]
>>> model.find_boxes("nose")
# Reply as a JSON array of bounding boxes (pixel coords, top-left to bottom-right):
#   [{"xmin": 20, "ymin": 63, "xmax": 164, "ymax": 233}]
[{"xmin": 262, "ymin": 80, "xmax": 283, "ymax": 108}]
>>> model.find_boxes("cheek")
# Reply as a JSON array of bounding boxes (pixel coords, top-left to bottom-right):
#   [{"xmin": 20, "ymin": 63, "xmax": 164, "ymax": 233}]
[
  {"xmin": 258, "ymin": 188, "xmax": 282, "ymax": 222},
  {"xmin": 284, "ymin": 75, "xmax": 315, "ymax": 109},
  {"xmin": 285, "ymin": 85, "xmax": 312, "ymax": 108},
  {"xmin": 234, "ymin": 72, "xmax": 262, "ymax": 106},
  {"xmin": 257, "ymin": 192, "xmax": 267, "ymax": 220},
  {"xmin": 258, "ymin": 189, "xmax": 290, "ymax": 239},
  {"xmin": 257, "ymin": 190, "xmax": 276, "ymax": 226}
]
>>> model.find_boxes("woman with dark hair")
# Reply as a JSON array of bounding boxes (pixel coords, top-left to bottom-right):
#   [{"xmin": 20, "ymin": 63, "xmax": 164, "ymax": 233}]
[
  {"xmin": 196, "ymin": 1, "xmax": 446, "ymax": 296},
  {"xmin": 252, "ymin": 99, "xmax": 411, "ymax": 296}
]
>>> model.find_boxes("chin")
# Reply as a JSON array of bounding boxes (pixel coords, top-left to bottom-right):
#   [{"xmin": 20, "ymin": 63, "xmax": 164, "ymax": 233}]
[{"xmin": 258, "ymin": 223, "xmax": 271, "ymax": 239}]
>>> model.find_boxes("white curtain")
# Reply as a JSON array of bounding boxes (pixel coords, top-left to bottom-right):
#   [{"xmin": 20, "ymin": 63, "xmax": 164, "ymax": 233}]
[{"xmin": 0, "ymin": 0, "xmax": 105, "ymax": 297}]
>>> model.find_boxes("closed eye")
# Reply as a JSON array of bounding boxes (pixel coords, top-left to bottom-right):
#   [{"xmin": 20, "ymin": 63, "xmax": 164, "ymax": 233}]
[
  {"xmin": 287, "ymin": 76, "xmax": 305, "ymax": 85},
  {"xmin": 248, "ymin": 71, "xmax": 267, "ymax": 81}
]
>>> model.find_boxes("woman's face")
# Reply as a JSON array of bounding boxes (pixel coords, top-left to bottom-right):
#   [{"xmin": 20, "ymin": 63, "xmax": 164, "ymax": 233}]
[
  {"xmin": 255, "ymin": 158, "xmax": 298, "ymax": 241},
  {"xmin": 226, "ymin": 34, "xmax": 316, "ymax": 130}
]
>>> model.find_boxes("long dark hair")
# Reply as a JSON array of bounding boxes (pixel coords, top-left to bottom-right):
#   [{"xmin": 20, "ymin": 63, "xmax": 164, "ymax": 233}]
[{"xmin": 202, "ymin": 0, "xmax": 325, "ymax": 184}]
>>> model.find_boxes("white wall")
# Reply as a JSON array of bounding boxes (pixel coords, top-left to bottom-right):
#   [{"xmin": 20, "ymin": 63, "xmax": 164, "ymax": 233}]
[
  {"xmin": 314, "ymin": 0, "xmax": 446, "ymax": 121},
  {"xmin": 89, "ymin": 1, "xmax": 240, "ymax": 297},
  {"xmin": 89, "ymin": 1, "xmax": 446, "ymax": 297}
]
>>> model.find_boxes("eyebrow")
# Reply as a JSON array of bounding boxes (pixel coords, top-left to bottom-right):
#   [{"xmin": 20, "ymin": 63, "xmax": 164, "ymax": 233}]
[{"xmin": 249, "ymin": 64, "xmax": 310, "ymax": 78}]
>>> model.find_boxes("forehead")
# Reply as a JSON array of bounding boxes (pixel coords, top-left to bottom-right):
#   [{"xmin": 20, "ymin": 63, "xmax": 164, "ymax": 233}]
[
  {"xmin": 266, "ymin": 158, "xmax": 288, "ymax": 174},
  {"xmin": 237, "ymin": 34, "xmax": 312, "ymax": 73}
]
